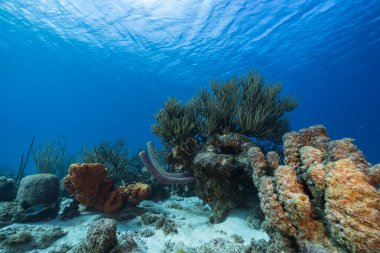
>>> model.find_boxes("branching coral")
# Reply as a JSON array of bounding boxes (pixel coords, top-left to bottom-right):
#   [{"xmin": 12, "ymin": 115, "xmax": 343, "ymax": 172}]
[
  {"xmin": 139, "ymin": 142, "xmax": 195, "ymax": 184},
  {"xmin": 152, "ymin": 98, "xmax": 199, "ymax": 146},
  {"xmin": 82, "ymin": 138, "xmax": 129, "ymax": 186},
  {"xmin": 152, "ymin": 71, "xmax": 298, "ymax": 148},
  {"xmin": 32, "ymin": 138, "xmax": 66, "ymax": 177}
]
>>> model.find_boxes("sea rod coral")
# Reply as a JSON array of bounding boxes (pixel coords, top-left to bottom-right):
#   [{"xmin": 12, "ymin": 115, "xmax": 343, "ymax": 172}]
[{"xmin": 249, "ymin": 125, "xmax": 380, "ymax": 252}]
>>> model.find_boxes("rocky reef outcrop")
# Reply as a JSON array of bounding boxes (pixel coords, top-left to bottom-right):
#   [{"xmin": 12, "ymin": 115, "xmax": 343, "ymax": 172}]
[
  {"xmin": 249, "ymin": 125, "xmax": 380, "ymax": 252},
  {"xmin": 193, "ymin": 133, "xmax": 259, "ymax": 223}
]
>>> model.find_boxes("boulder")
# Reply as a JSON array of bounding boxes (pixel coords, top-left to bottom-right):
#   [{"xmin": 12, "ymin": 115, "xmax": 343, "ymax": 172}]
[
  {"xmin": 16, "ymin": 174, "xmax": 60, "ymax": 222},
  {"xmin": 84, "ymin": 218, "xmax": 117, "ymax": 253},
  {"xmin": 16, "ymin": 174, "xmax": 59, "ymax": 207}
]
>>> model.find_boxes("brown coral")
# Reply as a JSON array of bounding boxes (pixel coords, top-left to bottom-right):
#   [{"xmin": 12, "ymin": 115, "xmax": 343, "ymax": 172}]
[
  {"xmin": 119, "ymin": 182, "xmax": 151, "ymax": 206},
  {"xmin": 325, "ymin": 159, "xmax": 380, "ymax": 252},
  {"xmin": 249, "ymin": 125, "xmax": 380, "ymax": 252},
  {"xmin": 63, "ymin": 163, "xmax": 123, "ymax": 213}
]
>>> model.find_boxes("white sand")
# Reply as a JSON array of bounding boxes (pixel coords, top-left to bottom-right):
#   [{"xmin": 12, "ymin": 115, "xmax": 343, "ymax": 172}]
[{"xmin": 2, "ymin": 196, "xmax": 268, "ymax": 252}]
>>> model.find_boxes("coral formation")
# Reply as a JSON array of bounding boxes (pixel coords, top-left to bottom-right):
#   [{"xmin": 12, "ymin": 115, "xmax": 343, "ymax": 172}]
[
  {"xmin": 152, "ymin": 98, "xmax": 199, "ymax": 147},
  {"xmin": 32, "ymin": 138, "xmax": 67, "ymax": 178},
  {"xmin": 63, "ymin": 163, "xmax": 151, "ymax": 213},
  {"xmin": 119, "ymin": 182, "xmax": 151, "ymax": 206},
  {"xmin": 63, "ymin": 163, "xmax": 123, "ymax": 213},
  {"xmin": 249, "ymin": 125, "xmax": 380, "ymax": 252},
  {"xmin": 152, "ymin": 71, "xmax": 297, "ymax": 148},
  {"xmin": 193, "ymin": 133, "xmax": 259, "ymax": 223},
  {"xmin": 82, "ymin": 138, "xmax": 130, "ymax": 186}
]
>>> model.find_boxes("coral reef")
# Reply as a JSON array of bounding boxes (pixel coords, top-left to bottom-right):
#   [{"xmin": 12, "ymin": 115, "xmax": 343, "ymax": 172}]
[
  {"xmin": 193, "ymin": 133, "xmax": 259, "ymax": 223},
  {"xmin": 249, "ymin": 125, "xmax": 380, "ymax": 252},
  {"xmin": 152, "ymin": 71, "xmax": 297, "ymax": 148},
  {"xmin": 0, "ymin": 176, "xmax": 16, "ymax": 201},
  {"xmin": 152, "ymin": 98, "xmax": 199, "ymax": 147},
  {"xmin": 63, "ymin": 163, "xmax": 151, "ymax": 213},
  {"xmin": 32, "ymin": 138, "xmax": 67, "ymax": 178},
  {"xmin": 63, "ymin": 163, "xmax": 123, "ymax": 213},
  {"xmin": 119, "ymin": 182, "xmax": 151, "ymax": 206},
  {"xmin": 82, "ymin": 138, "xmax": 130, "ymax": 186}
]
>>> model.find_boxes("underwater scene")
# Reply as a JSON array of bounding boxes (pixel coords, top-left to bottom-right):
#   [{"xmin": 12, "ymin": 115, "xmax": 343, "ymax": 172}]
[{"xmin": 0, "ymin": 1, "xmax": 379, "ymax": 252}]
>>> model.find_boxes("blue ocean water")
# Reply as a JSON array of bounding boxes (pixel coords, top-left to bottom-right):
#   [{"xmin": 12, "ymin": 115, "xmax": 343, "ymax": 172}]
[{"xmin": 0, "ymin": 0, "xmax": 379, "ymax": 174}]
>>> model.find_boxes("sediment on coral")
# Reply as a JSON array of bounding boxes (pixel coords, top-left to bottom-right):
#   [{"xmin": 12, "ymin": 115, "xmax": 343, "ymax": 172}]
[{"xmin": 249, "ymin": 125, "xmax": 380, "ymax": 253}]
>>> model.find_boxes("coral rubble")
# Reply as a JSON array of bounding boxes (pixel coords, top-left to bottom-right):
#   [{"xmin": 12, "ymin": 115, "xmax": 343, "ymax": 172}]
[{"xmin": 249, "ymin": 125, "xmax": 380, "ymax": 252}]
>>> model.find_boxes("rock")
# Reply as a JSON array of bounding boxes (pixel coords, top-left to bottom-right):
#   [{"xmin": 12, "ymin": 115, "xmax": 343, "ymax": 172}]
[
  {"xmin": 0, "ymin": 224, "xmax": 67, "ymax": 252},
  {"xmin": 141, "ymin": 212, "xmax": 177, "ymax": 235},
  {"xmin": 0, "ymin": 177, "xmax": 16, "ymax": 201},
  {"xmin": 193, "ymin": 133, "xmax": 257, "ymax": 223},
  {"xmin": 16, "ymin": 173, "xmax": 59, "ymax": 207},
  {"xmin": 59, "ymin": 199, "xmax": 80, "ymax": 220},
  {"xmin": 0, "ymin": 202, "xmax": 22, "ymax": 228},
  {"xmin": 84, "ymin": 218, "xmax": 117, "ymax": 253},
  {"xmin": 18, "ymin": 202, "xmax": 60, "ymax": 222},
  {"xmin": 109, "ymin": 235, "xmax": 141, "ymax": 253}
]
